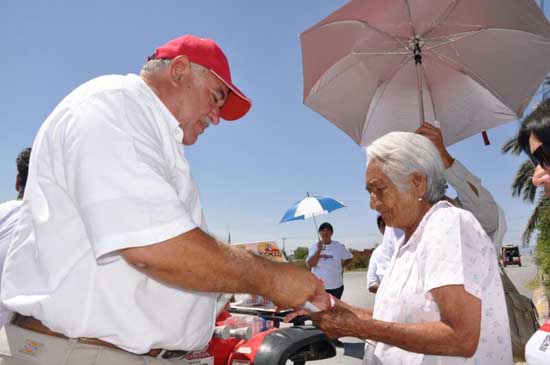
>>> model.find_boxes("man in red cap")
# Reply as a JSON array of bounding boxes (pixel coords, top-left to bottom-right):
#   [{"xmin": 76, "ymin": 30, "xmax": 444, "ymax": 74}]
[{"xmin": 1, "ymin": 35, "xmax": 327, "ymax": 364}]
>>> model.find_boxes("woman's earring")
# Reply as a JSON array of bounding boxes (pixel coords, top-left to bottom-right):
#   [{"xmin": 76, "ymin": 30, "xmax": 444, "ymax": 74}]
[{"xmin": 418, "ymin": 197, "xmax": 423, "ymax": 202}]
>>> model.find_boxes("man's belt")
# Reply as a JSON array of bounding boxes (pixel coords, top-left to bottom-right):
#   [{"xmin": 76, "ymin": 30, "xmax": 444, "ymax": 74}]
[{"xmin": 12, "ymin": 314, "xmax": 189, "ymax": 359}]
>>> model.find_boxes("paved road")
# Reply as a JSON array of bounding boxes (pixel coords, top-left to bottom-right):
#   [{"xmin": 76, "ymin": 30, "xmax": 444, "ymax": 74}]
[{"xmin": 0, "ymin": 257, "xmax": 537, "ymax": 364}]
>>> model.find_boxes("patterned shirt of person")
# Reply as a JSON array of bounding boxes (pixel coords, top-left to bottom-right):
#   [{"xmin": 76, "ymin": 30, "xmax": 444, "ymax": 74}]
[{"xmin": 364, "ymin": 201, "xmax": 513, "ymax": 365}]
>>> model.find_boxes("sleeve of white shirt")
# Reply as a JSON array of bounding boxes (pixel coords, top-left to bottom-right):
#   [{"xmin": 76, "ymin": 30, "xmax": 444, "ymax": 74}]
[
  {"xmin": 366, "ymin": 249, "xmax": 379, "ymax": 288},
  {"xmin": 340, "ymin": 243, "xmax": 353, "ymax": 260},
  {"xmin": 62, "ymin": 92, "xmax": 197, "ymax": 260},
  {"xmin": 306, "ymin": 243, "xmax": 318, "ymax": 261},
  {"xmin": 421, "ymin": 208, "xmax": 488, "ymax": 299},
  {"xmin": 444, "ymin": 160, "xmax": 499, "ymax": 238}
]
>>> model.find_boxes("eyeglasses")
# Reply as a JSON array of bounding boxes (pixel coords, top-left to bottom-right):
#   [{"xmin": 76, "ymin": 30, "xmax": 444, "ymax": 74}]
[{"xmin": 530, "ymin": 144, "xmax": 550, "ymax": 168}]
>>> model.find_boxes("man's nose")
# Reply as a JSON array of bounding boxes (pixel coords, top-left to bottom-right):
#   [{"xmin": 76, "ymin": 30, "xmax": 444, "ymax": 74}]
[{"xmin": 208, "ymin": 109, "xmax": 221, "ymax": 125}]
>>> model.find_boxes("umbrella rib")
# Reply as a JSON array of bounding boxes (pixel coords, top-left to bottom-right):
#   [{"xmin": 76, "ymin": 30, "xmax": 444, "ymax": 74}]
[
  {"xmin": 423, "ymin": 30, "xmax": 483, "ymax": 51},
  {"xmin": 318, "ymin": 20, "xmax": 410, "ymax": 52},
  {"xmin": 421, "ymin": 0, "xmax": 464, "ymax": 38},
  {"xmin": 402, "ymin": 0, "xmax": 416, "ymax": 36},
  {"xmin": 361, "ymin": 54, "xmax": 416, "ymax": 139},
  {"xmin": 427, "ymin": 46, "xmax": 517, "ymax": 117}
]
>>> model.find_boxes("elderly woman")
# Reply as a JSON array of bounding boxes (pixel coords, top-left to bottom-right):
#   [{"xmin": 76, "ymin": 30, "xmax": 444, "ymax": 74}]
[{"xmin": 291, "ymin": 132, "xmax": 513, "ymax": 365}]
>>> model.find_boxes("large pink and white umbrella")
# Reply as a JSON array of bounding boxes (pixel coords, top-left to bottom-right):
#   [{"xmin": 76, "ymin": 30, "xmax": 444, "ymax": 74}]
[{"xmin": 300, "ymin": 0, "xmax": 550, "ymax": 146}]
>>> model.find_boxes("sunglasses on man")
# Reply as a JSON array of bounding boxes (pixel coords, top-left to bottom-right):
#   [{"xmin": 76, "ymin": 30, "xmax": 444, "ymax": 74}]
[{"xmin": 530, "ymin": 143, "xmax": 550, "ymax": 168}]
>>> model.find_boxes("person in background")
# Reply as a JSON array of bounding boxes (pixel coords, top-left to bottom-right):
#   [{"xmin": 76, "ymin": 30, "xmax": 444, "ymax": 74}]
[
  {"xmin": 0, "ymin": 148, "xmax": 30, "ymax": 328},
  {"xmin": 306, "ymin": 222, "xmax": 353, "ymax": 300},
  {"xmin": 366, "ymin": 216, "xmax": 392, "ymax": 294},
  {"xmin": 518, "ymin": 99, "xmax": 550, "ymax": 196},
  {"xmin": 376, "ymin": 215, "xmax": 385, "ymax": 235}
]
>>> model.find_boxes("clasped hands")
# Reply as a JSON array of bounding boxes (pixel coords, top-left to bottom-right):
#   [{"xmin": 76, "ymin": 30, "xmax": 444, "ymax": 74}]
[{"xmin": 282, "ymin": 287, "xmax": 359, "ymax": 339}]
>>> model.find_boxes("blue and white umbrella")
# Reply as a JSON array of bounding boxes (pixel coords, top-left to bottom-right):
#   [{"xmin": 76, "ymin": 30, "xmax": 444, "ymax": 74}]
[
  {"xmin": 280, "ymin": 194, "xmax": 346, "ymax": 240},
  {"xmin": 280, "ymin": 195, "xmax": 346, "ymax": 223}
]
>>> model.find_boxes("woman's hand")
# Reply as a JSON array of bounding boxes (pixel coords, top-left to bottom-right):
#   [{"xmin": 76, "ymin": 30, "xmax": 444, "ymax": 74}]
[{"xmin": 310, "ymin": 306, "xmax": 360, "ymax": 339}]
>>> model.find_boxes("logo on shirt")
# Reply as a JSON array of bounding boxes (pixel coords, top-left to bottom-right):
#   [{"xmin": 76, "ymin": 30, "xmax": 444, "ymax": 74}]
[
  {"xmin": 320, "ymin": 254, "xmax": 334, "ymax": 260},
  {"xmin": 182, "ymin": 351, "xmax": 214, "ymax": 364},
  {"xmin": 540, "ymin": 334, "xmax": 550, "ymax": 352},
  {"xmin": 18, "ymin": 339, "xmax": 44, "ymax": 357}
]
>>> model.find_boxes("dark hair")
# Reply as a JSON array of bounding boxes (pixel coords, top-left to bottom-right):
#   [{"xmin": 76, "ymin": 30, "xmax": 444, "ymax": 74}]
[
  {"xmin": 518, "ymin": 99, "xmax": 550, "ymax": 155},
  {"xmin": 16, "ymin": 148, "xmax": 31, "ymax": 189},
  {"xmin": 318, "ymin": 222, "xmax": 333, "ymax": 233},
  {"xmin": 376, "ymin": 215, "xmax": 386, "ymax": 234}
]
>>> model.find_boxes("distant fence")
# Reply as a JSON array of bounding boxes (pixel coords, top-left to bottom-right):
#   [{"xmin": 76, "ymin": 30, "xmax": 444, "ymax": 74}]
[{"xmin": 289, "ymin": 248, "xmax": 374, "ymax": 271}]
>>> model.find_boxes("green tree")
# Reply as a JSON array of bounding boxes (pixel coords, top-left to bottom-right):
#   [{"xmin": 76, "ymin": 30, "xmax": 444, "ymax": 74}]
[
  {"xmin": 293, "ymin": 246, "xmax": 309, "ymax": 260},
  {"xmin": 534, "ymin": 201, "xmax": 550, "ymax": 277}
]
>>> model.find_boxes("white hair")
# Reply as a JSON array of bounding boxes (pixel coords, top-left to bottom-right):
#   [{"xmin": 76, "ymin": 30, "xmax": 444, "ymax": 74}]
[
  {"xmin": 140, "ymin": 59, "xmax": 208, "ymax": 79},
  {"xmin": 366, "ymin": 132, "xmax": 446, "ymax": 203},
  {"xmin": 140, "ymin": 58, "xmax": 172, "ymax": 75}
]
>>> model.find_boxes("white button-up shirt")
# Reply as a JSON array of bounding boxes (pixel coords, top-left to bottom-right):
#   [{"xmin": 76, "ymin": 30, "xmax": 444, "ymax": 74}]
[
  {"xmin": 0, "ymin": 199, "xmax": 22, "ymax": 327},
  {"xmin": 366, "ymin": 232, "xmax": 397, "ymax": 289},
  {"xmin": 1, "ymin": 74, "xmax": 217, "ymax": 354},
  {"xmin": 365, "ymin": 202, "xmax": 513, "ymax": 365}
]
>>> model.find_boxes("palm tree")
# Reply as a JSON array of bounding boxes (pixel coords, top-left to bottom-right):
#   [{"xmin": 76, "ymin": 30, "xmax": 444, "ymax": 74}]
[{"xmin": 501, "ymin": 136, "xmax": 550, "ymax": 244}]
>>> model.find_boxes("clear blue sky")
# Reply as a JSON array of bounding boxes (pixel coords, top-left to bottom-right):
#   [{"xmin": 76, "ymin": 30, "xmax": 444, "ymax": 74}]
[{"xmin": 0, "ymin": 0, "xmax": 548, "ymax": 252}]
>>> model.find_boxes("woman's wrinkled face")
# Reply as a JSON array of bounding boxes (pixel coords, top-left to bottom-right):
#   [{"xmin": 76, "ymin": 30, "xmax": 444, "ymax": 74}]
[{"xmin": 366, "ymin": 161, "xmax": 421, "ymax": 230}]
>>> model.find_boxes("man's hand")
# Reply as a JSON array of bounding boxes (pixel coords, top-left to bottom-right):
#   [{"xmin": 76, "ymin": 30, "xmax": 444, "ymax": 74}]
[
  {"xmin": 269, "ymin": 264, "xmax": 326, "ymax": 309},
  {"xmin": 317, "ymin": 241, "xmax": 324, "ymax": 251},
  {"xmin": 282, "ymin": 286, "xmax": 331, "ymax": 323},
  {"xmin": 368, "ymin": 283, "xmax": 379, "ymax": 293},
  {"xmin": 416, "ymin": 122, "xmax": 454, "ymax": 168}
]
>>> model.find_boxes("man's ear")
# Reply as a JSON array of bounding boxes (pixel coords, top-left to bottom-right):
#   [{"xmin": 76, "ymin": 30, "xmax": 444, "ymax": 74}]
[
  {"xmin": 168, "ymin": 55, "xmax": 192, "ymax": 86},
  {"xmin": 410, "ymin": 172, "xmax": 427, "ymax": 199}
]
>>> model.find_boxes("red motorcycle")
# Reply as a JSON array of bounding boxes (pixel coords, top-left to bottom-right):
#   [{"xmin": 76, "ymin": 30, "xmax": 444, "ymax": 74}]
[{"xmin": 178, "ymin": 304, "xmax": 336, "ymax": 365}]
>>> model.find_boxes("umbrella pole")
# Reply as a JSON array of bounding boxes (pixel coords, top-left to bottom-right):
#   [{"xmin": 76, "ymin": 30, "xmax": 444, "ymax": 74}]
[
  {"xmin": 307, "ymin": 192, "xmax": 321, "ymax": 241},
  {"xmin": 414, "ymin": 38, "xmax": 425, "ymax": 126},
  {"xmin": 312, "ymin": 214, "xmax": 321, "ymax": 241}
]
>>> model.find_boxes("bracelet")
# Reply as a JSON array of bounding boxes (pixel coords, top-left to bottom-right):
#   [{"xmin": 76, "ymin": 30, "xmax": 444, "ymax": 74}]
[{"xmin": 328, "ymin": 294, "xmax": 337, "ymax": 309}]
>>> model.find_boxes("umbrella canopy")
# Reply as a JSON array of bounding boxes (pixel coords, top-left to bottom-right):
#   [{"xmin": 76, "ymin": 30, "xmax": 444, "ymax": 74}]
[
  {"xmin": 300, "ymin": 0, "xmax": 550, "ymax": 146},
  {"xmin": 280, "ymin": 195, "xmax": 346, "ymax": 223}
]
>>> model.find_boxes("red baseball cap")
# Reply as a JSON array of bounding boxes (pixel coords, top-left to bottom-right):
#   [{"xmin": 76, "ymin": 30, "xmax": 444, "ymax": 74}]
[{"xmin": 149, "ymin": 35, "xmax": 251, "ymax": 121}]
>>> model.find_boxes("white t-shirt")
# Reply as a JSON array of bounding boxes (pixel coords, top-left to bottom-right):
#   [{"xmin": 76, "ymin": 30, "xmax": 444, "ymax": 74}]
[
  {"xmin": 1, "ymin": 74, "xmax": 217, "ymax": 354},
  {"xmin": 307, "ymin": 240, "xmax": 352, "ymax": 290},
  {"xmin": 366, "ymin": 229, "xmax": 399, "ymax": 288},
  {"xmin": 365, "ymin": 202, "xmax": 512, "ymax": 365},
  {"xmin": 0, "ymin": 199, "xmax": 22, "ymax": 327}
]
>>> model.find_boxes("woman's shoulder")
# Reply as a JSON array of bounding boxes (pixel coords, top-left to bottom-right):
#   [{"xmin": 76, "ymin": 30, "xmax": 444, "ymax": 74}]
[{"xmin": 427, "ymin": 202, "xmax": 491, "ymax": 243}]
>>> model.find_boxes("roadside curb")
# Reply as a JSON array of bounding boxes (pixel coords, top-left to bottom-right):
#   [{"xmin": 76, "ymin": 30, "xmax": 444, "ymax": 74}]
[{"xmin": 532, "ymin": 286, "xmax": 549, "ymax": 324}]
